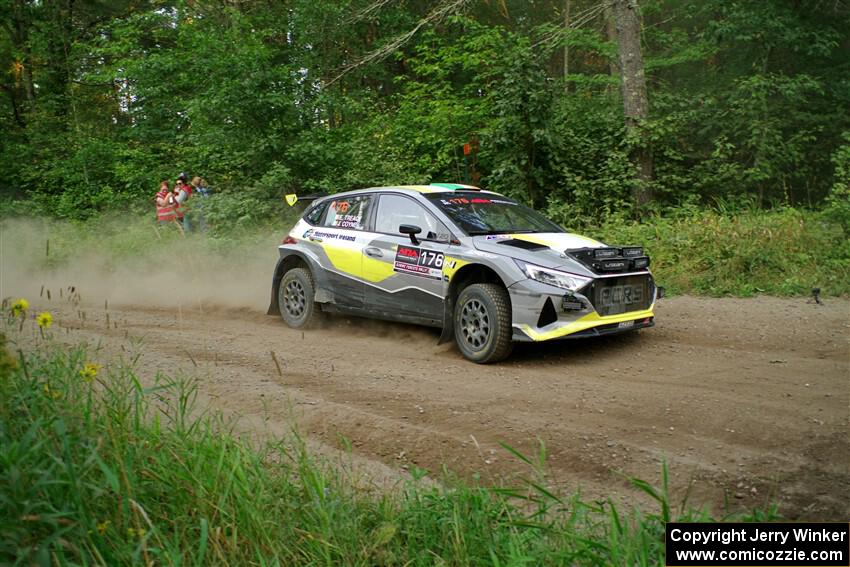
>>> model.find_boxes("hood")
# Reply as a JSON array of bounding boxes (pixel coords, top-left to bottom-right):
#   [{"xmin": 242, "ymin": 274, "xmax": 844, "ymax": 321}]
[{"xmin": 472, "ymin": 232, "xmax": 605, "ymax": 274}]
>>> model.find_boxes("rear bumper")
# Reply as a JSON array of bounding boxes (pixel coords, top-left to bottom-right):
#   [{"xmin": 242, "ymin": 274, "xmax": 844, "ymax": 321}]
[{"xmin": 507, "ymin": 275, "xmax": 656, "ymax": 342}]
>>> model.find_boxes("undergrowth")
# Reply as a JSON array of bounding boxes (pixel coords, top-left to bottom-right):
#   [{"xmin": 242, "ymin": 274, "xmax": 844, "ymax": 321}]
[
  {"xmin": 5, "ymin": 198, "xmax": 850, "ymax": 298},
  {"xmin": 1, "ymin": 313, "xmax": 778, "ymax": 566},
  {"xmin": 552, "ymin": 206, "xmax": 850, "ymax": 296}
]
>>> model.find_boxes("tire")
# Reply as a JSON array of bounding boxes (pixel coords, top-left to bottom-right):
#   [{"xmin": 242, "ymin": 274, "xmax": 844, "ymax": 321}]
[
  {"xmin": 453, "ymin": 283, "xmax": 514, "ymax": 364},
  {"xmin": 278, "ymin": 267, "xmax": 322, "ymax": 329}
]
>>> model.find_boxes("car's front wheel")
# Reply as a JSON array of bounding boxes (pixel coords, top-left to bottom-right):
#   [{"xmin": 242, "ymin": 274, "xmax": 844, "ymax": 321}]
[
  {"xmin": 279, "ymin": 267, "xmax": 322, "ymax": 329},
  {"xmin": 454, "ymin": 283, "xmax": 513, "ymax": 363}
]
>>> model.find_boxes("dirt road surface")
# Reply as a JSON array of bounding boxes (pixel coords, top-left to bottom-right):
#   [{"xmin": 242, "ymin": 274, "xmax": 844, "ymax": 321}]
[{"xmin": 28, "ymin": 295, "xmax": 850, "ymax": 520}]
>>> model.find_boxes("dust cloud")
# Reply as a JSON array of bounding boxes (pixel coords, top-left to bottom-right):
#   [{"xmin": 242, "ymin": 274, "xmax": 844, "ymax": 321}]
[{"xmin": 0, "ymin": 217, "xmax": 282, "ymax": 313}]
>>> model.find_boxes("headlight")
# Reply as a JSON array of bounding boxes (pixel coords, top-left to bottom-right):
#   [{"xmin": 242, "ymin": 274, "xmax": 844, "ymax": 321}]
[{"xmin": 515, "ymin": 260, "xmax": 591, "ymax": 291}]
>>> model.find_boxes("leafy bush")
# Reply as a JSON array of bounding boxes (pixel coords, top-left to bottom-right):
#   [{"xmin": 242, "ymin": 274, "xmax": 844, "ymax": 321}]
[
  {"xmin": 823, "ymin": 132, "xmax": 850, "ymax": 236},
  {"xmin": 551, "ymin": 206, "xmax": 850, "ymax": 296}
]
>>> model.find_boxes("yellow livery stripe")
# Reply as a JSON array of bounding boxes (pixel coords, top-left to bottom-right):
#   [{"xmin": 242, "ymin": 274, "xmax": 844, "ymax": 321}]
[
  {"xmin": 511, "ymin": 233, "xmax": 602, "ymax": 248},
  {"xmin": 442, "ymin": 256, "xmax": 471, "ymax": 281},
  {"xmin": 322, "ymin": 244, "xmax": 395, "ymax": 283},
  {"xmin": 518, "ymin": 305, "xmax": 655, "ymax": 341}
]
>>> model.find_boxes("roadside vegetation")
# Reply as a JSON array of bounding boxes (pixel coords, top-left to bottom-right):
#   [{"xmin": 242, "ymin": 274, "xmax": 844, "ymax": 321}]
[
  {"xmin": 2, "ymin": 1, "xmax": 849, "ymax": 300},
  {"xmin": 4, "ymin": 197, "xmax": 848, "ymax": 300},
  {"xmin": 1, "ymin": 313, "xmax": 777, "ymax": 566},
  {"xmin": 2, "ymin": 2, "xmax": 849, "ymax": 225}
]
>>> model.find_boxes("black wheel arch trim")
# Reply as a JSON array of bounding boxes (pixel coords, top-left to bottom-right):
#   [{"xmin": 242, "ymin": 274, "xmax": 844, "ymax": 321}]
[
  {"xmin": 438, "ymin": 262, "xmax": 511, "ymax": 345},
  {"xmin": 267, "ymin": 250, "xmax": 326, "ymax": 316}
]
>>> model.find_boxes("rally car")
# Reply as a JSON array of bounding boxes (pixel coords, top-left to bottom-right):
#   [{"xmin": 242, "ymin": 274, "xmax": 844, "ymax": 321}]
[{"xmin": 268, "ymin": 184, "xmax": 659, "ymax": 363}]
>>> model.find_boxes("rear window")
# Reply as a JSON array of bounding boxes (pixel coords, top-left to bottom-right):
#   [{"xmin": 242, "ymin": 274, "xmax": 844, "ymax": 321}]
[
  {"xmin": 319, "ymin": 195, "xmax": 373, "ymax": 230},
  {"xmin": 303, "ymin": 202, "xmax": 327, "ymax": 225}
]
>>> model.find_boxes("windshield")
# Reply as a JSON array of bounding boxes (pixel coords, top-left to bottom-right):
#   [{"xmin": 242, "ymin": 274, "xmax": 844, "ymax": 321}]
[{"xmin": 426, "ymin": 192, "xmax": 563, "ymax": 236}]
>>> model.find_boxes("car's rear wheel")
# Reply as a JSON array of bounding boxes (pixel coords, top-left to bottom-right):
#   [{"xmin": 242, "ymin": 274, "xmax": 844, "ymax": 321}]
[
  {"xmin": 279, "ymin": 267, "xmax": 322, "ymax": 329},
  {"xmin": 454, "ymin": 283, "xmax": 513, "ymax": 363}
]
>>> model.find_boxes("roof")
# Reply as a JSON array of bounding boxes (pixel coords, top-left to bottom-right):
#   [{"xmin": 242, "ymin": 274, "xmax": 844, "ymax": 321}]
[
  {"xmin": 286, "ymin": 184, "xmax": 493, "ymax": 209},
  {"xmin": 329, "ymin": 183, "xmax": 487, "ymax": 197}
]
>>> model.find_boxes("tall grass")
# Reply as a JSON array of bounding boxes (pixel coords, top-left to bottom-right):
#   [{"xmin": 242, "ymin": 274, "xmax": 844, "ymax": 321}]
[
  {"xmin": 6, "ymin": 202, "xmax": 848, "ymax": 300},
  {"xmin": 1, "ymin": 316, "xmax": 777, "ymax": 566},
  {"xmin": 580, "ymin": 207, "xmax": 849, "ymax": 296}
]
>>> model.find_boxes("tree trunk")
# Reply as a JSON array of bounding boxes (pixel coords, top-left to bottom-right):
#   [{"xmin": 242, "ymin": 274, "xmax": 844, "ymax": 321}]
[
  {"xmin": 612, "ymin": 0, "xmax": 653, "ymax": 207},
  {"xmin": 603, "ymin": 4, "xmax": 619, "ymax": 85},
  {"xmin": 10, "ymin": 0, "xmax": 36, "ymax": 103},
  {"xmin": 563, "ymin": 0, "xmax": 570, "ymax": 92}
]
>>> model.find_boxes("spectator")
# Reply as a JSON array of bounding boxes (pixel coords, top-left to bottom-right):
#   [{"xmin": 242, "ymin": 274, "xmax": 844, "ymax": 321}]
[
  {"xmin": 173, "ymin": 173, "xmax": 193, "ymax": 232},
  {"xmin": 155, "ymin": 181, "xmax": 177, "ymax": 225},
  {"xmin": 191, "ymin": 176, "xmax": 212, "ymax": 233}
]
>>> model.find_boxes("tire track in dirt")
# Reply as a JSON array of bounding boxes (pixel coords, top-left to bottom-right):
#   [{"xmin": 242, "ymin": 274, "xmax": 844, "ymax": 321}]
[{"xmin": 43, "ymin": 295, "xmax": 850, "ymax": 519}]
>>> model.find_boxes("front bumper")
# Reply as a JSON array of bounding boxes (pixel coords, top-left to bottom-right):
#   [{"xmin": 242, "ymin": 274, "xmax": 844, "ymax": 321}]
[{"xmin": 507, "ymin": 275, "xmax": 656, "ymax": 342}]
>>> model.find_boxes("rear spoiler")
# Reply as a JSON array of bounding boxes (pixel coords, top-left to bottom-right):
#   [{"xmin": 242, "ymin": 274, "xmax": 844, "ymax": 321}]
[{"xmin": 284, "ymin": 193, "xmax": 327, "ymax": 208}]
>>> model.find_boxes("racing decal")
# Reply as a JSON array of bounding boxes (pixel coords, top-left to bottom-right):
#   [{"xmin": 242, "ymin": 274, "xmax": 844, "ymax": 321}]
[
  {"xmin": 439, "ymin": 197, "xmax": 516, "ymax": 206},
  {"xmin": 333, "ymin": 213, "xmax": 362, "ymax": 229},
  {"xmin": 441, "ymin": 256, "xmax": 469, "ymax": 282},
  {"xmin": 484, "ymin": 234, "xmax": 512, "ymax": 241},
  {"xmin": 394, "ymin": 245, "xmax": 444, "ymax": 280},
  {"xmin": 303, "ymin": 228, "xmax": 356, "ymax": 242}
]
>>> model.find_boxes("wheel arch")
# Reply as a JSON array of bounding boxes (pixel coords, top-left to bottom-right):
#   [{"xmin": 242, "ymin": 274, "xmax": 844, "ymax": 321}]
[
  {"xmin": 438, "ymin": 263, "xmax": 511, "ymax": 344},
  {"xmin": 267, "ymin": 251, "xmax": 313, "ymax": 315}
]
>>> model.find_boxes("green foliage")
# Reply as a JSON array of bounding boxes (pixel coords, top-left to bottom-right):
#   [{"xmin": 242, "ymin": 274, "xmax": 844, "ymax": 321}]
[
  {"xmin": 552, "ymin": 206, "xmax": 850, "ymax": 296},
  {"xmin": 2, "ymin": 0, "xmax": 848, "ymax": 219},
  {"xmin": 1, "ymin": 320, "xmax": 777, "ymax": 565},
  {"xmin": 823, "ymin": 132, "xmax": 850, "ymax": 236}
]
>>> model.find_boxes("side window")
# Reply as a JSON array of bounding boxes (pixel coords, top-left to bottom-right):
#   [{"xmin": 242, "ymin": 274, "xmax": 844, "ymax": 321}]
[
  {"xmin": 320, "ymin": 195, "xmax": 372, "ymax": 230},
  {"xmin": 376, "ymin": 194, "xmax": 451, "ymax": 242},
  {"xmin": 303, "ymin": 202, "xmax": 327, "ymax": 225}
]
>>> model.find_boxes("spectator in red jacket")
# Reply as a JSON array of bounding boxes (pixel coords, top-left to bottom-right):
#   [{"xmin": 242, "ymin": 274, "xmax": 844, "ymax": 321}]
[{"xmin": 155, "ymin": 181, "xmax": 177, "ymax": 225}]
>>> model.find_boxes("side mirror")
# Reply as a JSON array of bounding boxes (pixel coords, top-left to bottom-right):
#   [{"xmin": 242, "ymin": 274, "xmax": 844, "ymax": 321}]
[{"xmin": 399, "ymin": 224, "xmax": 422, "ymax": 245}]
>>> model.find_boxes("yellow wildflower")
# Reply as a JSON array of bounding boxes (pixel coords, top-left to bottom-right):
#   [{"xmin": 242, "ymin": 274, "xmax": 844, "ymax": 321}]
[
  {"xmin": 127, "ymin": 527, "xmax": 147, "ymax": 538},
  {"xmin": 96, "ymin": 520, "xmax": 110, "ymax": 535},
  {"xmin": 42, "ymin": 384, "xmax": 62, "ymax": 399},
  {"xmin": 79, "ymin": 363, "xmax": 101, "ymax": 382},
  {"xmin": 11, "ymin": 298, "xmax": 29, "ymax": 317},
  {"xmin": 36, "ymin": 311, "xmax": 53, "ymax": 328}
]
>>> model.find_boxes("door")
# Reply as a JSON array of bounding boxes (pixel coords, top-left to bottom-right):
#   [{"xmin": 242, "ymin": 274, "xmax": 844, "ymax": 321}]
[{"xmin": 362, "ymin": 194, "xmax": 454, "ymax": 323}]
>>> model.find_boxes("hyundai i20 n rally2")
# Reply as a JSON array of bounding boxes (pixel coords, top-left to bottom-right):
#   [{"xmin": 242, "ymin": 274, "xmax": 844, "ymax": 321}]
[{"xmin": 268, "ymin": 184, "xmax": 659, "ymax": 363}]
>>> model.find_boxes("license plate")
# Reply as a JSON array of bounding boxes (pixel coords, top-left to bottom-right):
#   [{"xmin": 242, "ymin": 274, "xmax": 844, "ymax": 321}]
[
  {"xmin": 599, "ymin": 284, "xmax": 644, "ymax": 307},
  {"xmin": 618, "ymin": 320, "xmax": 635, "ymax": 329}
]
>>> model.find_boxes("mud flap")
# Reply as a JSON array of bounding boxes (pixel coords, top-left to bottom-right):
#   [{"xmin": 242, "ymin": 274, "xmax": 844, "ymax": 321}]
[
  {"xmin": 267, "ymin": 261, "xmax": 283, "ymax": 316},
  {"xmin": 437, "ymin": 299, "xmax": 454, "ymax": 345},
  {"xmin": 267, "ymin": 281, "xmax": 280, "ymax": 315}
]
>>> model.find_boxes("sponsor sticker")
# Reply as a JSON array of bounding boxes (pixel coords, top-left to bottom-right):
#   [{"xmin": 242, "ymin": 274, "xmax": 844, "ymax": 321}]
[
  {"xmin": 303, "ymin": 229, "xmax": 356, "ymax": 242},
  {"xmin": 394, "ymin": 245, "xmax": 444, "ymax": 279}
]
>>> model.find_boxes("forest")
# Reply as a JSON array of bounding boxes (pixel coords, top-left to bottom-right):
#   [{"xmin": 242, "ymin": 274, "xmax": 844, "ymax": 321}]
[
  {"xmin": 2, "ymin": 0, "xmax": 848, "ymax": 225},
  {"xmin": 2, "ymin": 3, "xmax": 849, "ymax": 564}
]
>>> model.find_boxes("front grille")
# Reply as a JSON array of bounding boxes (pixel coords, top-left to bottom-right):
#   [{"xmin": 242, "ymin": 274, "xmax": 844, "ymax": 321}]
[{"xmin": 586, "ymin": 275, "xmax": 652, "ymax": 316}]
